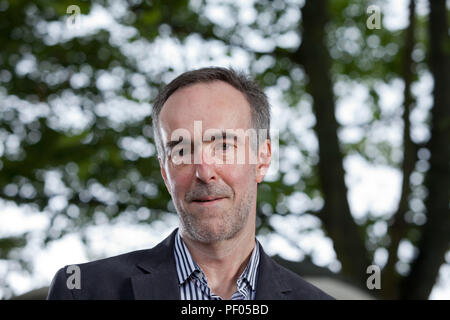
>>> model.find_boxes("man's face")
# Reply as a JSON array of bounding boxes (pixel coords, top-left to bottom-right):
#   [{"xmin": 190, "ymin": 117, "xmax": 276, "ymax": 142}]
[{"xmin": 158, "ymin": 81, "xmax": 271, "ymax": 243}]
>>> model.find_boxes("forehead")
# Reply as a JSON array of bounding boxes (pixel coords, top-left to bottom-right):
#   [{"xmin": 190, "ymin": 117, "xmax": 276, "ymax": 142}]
[{"xmin": 159, "ymin": 81, "xmax": 252, "ymax": 139}]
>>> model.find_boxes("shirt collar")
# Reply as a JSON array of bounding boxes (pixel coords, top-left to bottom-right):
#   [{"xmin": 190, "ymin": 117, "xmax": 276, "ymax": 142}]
[
  {"xmin": 174, "ymin": 230, "xmax": 260, "ymax": 290},
  {"xmin": 174, "ymin": 230, "xmax": 198, "ymax": 284}
]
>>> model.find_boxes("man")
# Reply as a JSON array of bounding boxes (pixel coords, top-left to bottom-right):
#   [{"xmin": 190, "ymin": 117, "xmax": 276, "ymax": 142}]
[{"xmin": 47, "ymin": 67, "xmax": 334, "ymax": 300}]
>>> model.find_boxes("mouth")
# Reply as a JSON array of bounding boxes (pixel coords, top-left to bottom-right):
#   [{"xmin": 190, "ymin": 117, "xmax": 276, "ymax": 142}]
[{"xmin": 191, "ymin": 197, "xmax": 226, "ymax": 206}]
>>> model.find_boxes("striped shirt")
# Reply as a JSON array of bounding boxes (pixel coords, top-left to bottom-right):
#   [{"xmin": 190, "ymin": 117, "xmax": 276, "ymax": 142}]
[{"xmin": 173, "ymin": 230, "xmax": 260, "ymax": 300}]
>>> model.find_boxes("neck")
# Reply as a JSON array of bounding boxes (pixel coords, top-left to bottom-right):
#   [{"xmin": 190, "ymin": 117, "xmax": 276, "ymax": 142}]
[{"xmin": 180, "ymin": 224, "xmax": 256, "ymax": 299}]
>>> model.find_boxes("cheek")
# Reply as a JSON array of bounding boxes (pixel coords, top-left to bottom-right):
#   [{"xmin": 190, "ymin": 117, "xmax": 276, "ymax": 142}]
[
  {"xmin": 166, "ymin": 167, "xmax": 192, "ymax": 197},
  {"xmin": 220, "ymin": 164, "xmax": 255, "ymax": 191}
]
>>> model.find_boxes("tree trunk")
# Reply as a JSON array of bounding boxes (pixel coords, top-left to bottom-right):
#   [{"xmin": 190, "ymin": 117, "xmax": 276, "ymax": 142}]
[
  {"xmin": 401, "ymin": 0, "xmax": 450, "ymax": 299},
  {"xmin": 295, "ymin": 0, "xmax": 371, "ymax": 284},
  {"xmin": 383, "ymin": 0, "xmax": 417, "ymax": 299}
]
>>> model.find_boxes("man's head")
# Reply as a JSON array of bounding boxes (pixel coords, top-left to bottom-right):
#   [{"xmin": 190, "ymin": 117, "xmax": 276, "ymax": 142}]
[{"xmin": 152, "ymin": 67, "xmax": 271, "ymax": 243}]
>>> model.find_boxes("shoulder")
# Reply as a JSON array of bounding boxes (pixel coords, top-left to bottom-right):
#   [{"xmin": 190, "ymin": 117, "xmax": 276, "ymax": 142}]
[
  {"xmin": 51, "ymin": 228, "xmax": 177, "ymax": 283},
  {"xmin": 47, "ymin": 229, "xmax": 177, "ymax": 299},
  {"xmin": 67, "ymin": 248, "xmax": 153, "ymax": 278},
  {"xmin": 46, "ymin": 248, "xmax": 153, "ymax": 300}
]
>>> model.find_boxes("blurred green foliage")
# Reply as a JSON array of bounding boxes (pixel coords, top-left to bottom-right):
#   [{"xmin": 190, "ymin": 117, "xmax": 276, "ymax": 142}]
[{"xmin": 0, "ymin": 0, "xmax": 448, "ymax": 299}]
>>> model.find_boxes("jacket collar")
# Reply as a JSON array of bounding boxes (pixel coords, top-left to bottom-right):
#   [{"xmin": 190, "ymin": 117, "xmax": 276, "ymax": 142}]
[
  {"xmin": 131, "ymin": 228, "xmax": 292, "ymax": 300},
  {"xmin": 254, "ymin": 244, "xmax": 293, "ymax": 300},
  {"xmin": 131, "ymin": 229, "xmax": 181, "ymax": 300}
]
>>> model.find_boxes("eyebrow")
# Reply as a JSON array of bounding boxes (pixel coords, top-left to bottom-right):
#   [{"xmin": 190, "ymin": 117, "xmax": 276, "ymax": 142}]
[
  {"xmin": 165, "ymin": 130, "xmax": 238, "ymax": 152},
  {"xmin": 165, "ymin": 137, "xmax": 186, "ymax": 152}
]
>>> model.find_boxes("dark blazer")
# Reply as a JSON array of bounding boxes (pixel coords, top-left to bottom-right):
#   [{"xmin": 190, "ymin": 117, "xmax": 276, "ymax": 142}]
[{"xmin": 47, "ymin": 228, "xmax": 334, "ymax": 300}]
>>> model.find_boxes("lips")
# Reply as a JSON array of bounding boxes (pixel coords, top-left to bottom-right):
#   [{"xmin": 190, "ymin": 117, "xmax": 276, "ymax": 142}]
[
  {"xmin": 193, "ymin": 197, "xmax": 222, "ymax": 202},
  {"xmin": 192, "ymin": 196, "xmax": 224, "ymax": 202},
  {"xmin": 191, "ymin": 196, "xmax": 226, "ymax": 206}
]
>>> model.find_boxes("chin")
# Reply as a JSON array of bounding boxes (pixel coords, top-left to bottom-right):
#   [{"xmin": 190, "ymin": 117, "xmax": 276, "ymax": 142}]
[
  {"xmin": 197, "ymin": 227, "xmax": 225, "ymax": 243},
  {"xmin": 197, "ymin": 221, "xmax": 244, "ymax": 243}
]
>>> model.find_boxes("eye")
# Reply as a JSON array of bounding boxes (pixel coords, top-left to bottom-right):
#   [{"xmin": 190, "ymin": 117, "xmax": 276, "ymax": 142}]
[
  {"xmin": 170, "ymin": 145, "xmax": 192, "ymax": 165},
  {"xmin": 219, "ymin": 143, "xmax": 235, "ymax": 151},
  {"xmin": 172, "ymin": 145, "xmax": 190, "ymax": 156}
]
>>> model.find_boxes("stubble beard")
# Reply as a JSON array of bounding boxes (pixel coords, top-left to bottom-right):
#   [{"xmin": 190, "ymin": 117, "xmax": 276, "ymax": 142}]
[{"xmin": 176, "ymin": 183, "xmax": 256, "ymax": 243}]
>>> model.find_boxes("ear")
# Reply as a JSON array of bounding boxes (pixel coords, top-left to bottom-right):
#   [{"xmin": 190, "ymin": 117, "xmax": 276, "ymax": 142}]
[
  {"xmin": 255, "ymin": 139, "xmax": 271, "ymax": 183},
  {"xmin": 158, "ymin": 156, "xmax": 171, "ymax": 195}
]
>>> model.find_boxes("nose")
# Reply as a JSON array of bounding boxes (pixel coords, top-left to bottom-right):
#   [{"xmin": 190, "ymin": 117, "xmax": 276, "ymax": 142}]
[{"xmin": 194, "ymin": 146, "xmax": 217, "ymax": 183}]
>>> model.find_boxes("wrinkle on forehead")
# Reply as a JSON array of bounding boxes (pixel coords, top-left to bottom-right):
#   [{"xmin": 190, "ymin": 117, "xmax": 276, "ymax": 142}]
[{"xmin": 159, "ymin": 81, "xmax": 252, "ymax": 141}]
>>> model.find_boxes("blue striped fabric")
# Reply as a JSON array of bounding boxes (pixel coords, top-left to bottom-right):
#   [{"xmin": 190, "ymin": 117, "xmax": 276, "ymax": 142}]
[{"xmin": 174, "ymin": 230, "xmax": 260, "ymax": 300}]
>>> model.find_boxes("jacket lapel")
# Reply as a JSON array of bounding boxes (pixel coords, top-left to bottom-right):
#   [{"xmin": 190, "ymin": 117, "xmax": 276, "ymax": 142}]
[
  {"xmin": 131, "ymin": 229, "xmax": 181, "ymax": 300},
  {"xmin": 130, "ymin": 229, "xmax": 293, "ymax": 300},
  {"xmin": 254, "ymin": 244, "xmax": 292, "ymax": 300}
]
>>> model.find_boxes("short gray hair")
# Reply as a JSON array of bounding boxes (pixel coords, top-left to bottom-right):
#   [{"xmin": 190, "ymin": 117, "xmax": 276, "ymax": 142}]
[{"xmin": 152, "ymin": 67, "xmax": 271, "ymax": 161}]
